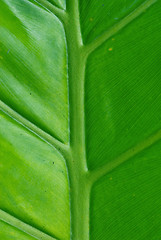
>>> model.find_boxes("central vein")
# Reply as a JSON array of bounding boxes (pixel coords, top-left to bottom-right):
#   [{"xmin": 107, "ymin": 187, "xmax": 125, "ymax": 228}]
[{"xmin": 65, "ymin": 0, "xmax": 90, "ymax": 239}]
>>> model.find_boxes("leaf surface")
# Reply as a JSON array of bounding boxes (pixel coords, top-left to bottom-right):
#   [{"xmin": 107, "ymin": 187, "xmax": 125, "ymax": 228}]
[
  {"xmin": 91, "ymin": 140, "xmax": 161, "ymax": 240},
  {"xmin": 0, "ymin": 0, "xmax": 161, "ymax": 240},
  {"xmin": 0, "ymin": 220, "xmax": 35, "ymax": 240},
  {"xmin": 0, "ymin": 111, "xmax": 70, "ymax": 240},
  {"xmin": 85, "ymin": 2, "xmax": 161, "ymax": 169},
  {"xmin": 0, "ymin": 0, "xmax": 68, "ymax": 143},
  {"xmin": 79, "ymin": 0, "xmax": 145, "ymax": 43}
]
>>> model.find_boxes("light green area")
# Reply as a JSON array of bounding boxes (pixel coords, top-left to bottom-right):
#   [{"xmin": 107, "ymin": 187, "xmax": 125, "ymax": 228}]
[
  {"xmin": 0, "ymin": 220, "xmax": 35, "ymax": 240},
  {"xmin": 91, "ymin": 140, "xmax": 161, "ymax": 240},
  {"xmin": 79, "ymin": 0, "xmax": 145, "ymax": 43},
  {"xmin": 85, "ymin": 1, "xmax": 161, "ymax": 169},
  {"xmin": 0, "ymin": 0, "xmax": 68, "ymax": 143},
  {"xmin": 0, "ymin": 111, "xmax": 70, "ymax": 240},
  {"xmin": 0, "ymin": 0, "xmax": 161, "ymax": 240},
  {"xmin": 47, "ymin": 0, "xmax": 66, "ymax": 9}
]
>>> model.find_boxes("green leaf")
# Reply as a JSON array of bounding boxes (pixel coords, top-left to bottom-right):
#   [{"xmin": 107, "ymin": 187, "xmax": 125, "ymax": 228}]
[
  {"xmin": 85, "ymin": 2, "xmax": 161, "ymax": 170},
  {"xmin": 0, "ymin": 0, "xmax": 161, "ymax": 240},
  {"xmin": 0, "ymin": 112, "xmax": 70, "ymax": 240},
  {"xmin": 79, "ymin": 0, "xmax": 145, "ymax": 43},
  {"xmin": 0, "ymin": 0, "xmax": 68, "ymax": 143},
  {"xmin": 0, "ymin": 220, "xmax": 35, "ymax": 240},
  {"xmin": 46, "ymin": 0, "xmax": 66, "ymax": 10}
]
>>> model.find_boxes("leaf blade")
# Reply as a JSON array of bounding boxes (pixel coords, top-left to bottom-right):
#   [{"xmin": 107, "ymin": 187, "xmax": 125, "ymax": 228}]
[
  {"xmin": 0, "ymin": 111, "xmax": 70, "ymax": 240},
  {"xmin": 90, "ymin": 140, "xmax": 161, "ymax": 240},
  {"xmin": 0, "ymin": 0, "xmax": 68, "ymax": 143},
  {"xmin": 85, "ymin": 1, "xmax": 161, "ymax": 169}
]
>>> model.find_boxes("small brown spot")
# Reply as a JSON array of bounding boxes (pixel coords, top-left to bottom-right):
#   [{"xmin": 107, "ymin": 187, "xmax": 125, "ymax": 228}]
[{"xmin": 108, "ymin": 48, "xmax": 113, "ymax": 51}]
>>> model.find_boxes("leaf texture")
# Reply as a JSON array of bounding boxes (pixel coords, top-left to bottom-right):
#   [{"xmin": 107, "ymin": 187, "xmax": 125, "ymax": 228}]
[
  {"xmin": 0, "ymin": 111, "xmax": 70, "ymax": 240},
  {"xmin": 85, "ymin": 2, "xmax": 161, "ymax": 170},
  {"xmin": 0, "ymin": 0, "xmax": 161, "ymax": 239},
  {"xmin": 46, "ymin": 0, "xmax": 66, "ymax": 9},
  {"xmin": 79, "ymin": 0, "xmax": 145, "ymax": 43},
  {"xmin": 91, "ymin": 140, "xmax": 161, "ymax": 240},
  {"xmin": 0, "ymin": 0, "xmax": 68, "ymax": 143},
  {"xmin": 0, "ymin": 220, "xmax": 35, "ymax": 240}
]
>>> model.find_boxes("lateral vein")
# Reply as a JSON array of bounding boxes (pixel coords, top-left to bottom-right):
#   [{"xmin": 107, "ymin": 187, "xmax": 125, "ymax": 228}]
[
  {"xmin": 32, "ymin": 0, "xmax": 67, "ymax": 24},
  {"xmin": 0, "ymin": 100, "xmax": 69, "ymax": 159},
  {"xmin": 85, "ymin": 0, "xmax": 157, "ymax": 55},
  {"xmin": 89, "ymin": 128, "xmax": 161, "ymax": 184},
  {"xmin": 0, "ymin": 209, "xmax": 58, "ymax": 240}
]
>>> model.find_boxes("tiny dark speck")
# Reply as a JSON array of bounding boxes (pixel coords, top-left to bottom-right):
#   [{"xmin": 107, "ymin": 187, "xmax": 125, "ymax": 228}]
[
  {"xmin": 53, "ymin": 162, "xmax": 54, "ymax": 164},
  {"xmin": 30, "ymin": 93, "xmax": 31, "ymax": 95},
  {"xmin": 102, "ymin": 4, "xmax": 104, "ymax": 6}
]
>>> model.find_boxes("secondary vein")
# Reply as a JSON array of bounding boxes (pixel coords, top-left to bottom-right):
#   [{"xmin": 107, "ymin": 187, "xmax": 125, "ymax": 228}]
[
  {"xmin": 0, "ymin": 209, "xmax": 57, "ymax": 240},
  {"xmin": 0, "ymin": 100, "xmax": 69, "ymax": 160},
  {"xmin": 89, "ymin": 128, "xmax": 161, "ymax": 184},
  {"xmin": 85, "ymin": 0, "xmax": 157, "ymax": 56},
  {"xmin": 32, "ymin": 0, "xmax": 67, "ymax": 24}
]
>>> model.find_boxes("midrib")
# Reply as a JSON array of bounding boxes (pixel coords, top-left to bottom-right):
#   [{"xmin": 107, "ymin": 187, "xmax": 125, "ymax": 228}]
[
  {"xmin": 65, "ymin": 1, "xmax": 90, "ymax": 239},
  {"xmin": 64, "ymin": 0, "xmax": 159, "ymax": 239}
]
